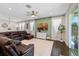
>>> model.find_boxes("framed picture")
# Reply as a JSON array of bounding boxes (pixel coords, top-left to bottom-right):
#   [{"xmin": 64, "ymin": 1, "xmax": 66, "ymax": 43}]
[{"xmin": 37, "ymin": 23, "xmax": 48, "ymax": 32}]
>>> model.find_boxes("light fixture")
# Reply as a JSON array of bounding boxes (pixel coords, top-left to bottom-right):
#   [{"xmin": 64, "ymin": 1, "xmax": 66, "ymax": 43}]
[
  {"xmin": 31, "ymin": 14, "xmax": 35, "ymax": 18},
  {"xmin": 31, "ymin": 11, "xmax": 38, "ymax": 18},
  {"xmin": 8, "ymin": 8, "xmax": 11, "ymax": 25},
  {"xmin": 7, "ymin": 8, "xmax": 12, "ymax": 30}
]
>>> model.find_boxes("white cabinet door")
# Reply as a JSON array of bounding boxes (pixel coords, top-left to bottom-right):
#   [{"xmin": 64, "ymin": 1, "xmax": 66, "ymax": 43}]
[{"xmin": 36, "ymin": 32, "xmax": 47, "ymax": 39}]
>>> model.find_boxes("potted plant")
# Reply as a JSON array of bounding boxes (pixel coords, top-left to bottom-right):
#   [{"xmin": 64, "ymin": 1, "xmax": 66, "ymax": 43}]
[{"xmin": 58, "ymin": 24, "xmax": 65, "ymax": 42}]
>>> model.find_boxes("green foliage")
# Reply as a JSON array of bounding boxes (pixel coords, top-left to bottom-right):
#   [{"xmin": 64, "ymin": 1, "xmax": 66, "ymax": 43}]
[{"xmin": 58, "ymin": 24, "xmax": 65, "ymax": 33}]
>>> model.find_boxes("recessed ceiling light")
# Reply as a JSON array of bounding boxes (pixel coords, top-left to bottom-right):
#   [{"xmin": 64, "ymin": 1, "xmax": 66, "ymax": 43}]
[{"xmin": 8, "ymin": 8, "xmax": 12, "ymax": 10}]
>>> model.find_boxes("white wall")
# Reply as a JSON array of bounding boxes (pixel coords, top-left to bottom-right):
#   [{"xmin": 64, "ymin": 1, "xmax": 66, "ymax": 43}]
[
  {"xmin": 51, "ymin": 16, "xmax": 65, "ymax": 41},
  {"xmin": 0, "ymin": 19, "xmax": 17, "ymax": 32}
]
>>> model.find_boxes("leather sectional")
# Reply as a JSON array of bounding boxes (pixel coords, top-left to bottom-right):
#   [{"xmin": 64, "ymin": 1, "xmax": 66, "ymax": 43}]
[
  {"xmin": 0, "ymin": 31, "xmax": 34, "ymax": 40},
  {"xmin": 0, "ymin": 31, "xmax": 34, "ymax": 56}
]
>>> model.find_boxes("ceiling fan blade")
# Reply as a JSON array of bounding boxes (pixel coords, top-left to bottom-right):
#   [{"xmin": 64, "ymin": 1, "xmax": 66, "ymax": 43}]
[
  {"xmin": 36, "ymin": 11, "xmax": 38, "ymax": 14},
  {"xmin": 32, "ymin": 11, "xmax": 34, "ymax": 13},
  {"xmin": 24, "ymin": 13, "xmax": 31, "ymax": 16},
  {"xmin": 25, "ymin": 11, "xmax": 32, "ymax": 16}
]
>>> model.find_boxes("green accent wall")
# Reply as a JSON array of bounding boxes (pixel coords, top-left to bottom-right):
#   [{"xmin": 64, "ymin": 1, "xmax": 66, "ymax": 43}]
[{"xmin": 35, "ymin": 17, "xmax": 52, "ymax": 37}]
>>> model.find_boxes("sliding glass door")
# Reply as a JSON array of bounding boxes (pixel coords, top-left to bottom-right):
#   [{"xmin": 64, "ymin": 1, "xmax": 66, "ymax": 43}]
[{"xmin": 69, "ymin": 6, "xmax": 78, "ymax": 56}]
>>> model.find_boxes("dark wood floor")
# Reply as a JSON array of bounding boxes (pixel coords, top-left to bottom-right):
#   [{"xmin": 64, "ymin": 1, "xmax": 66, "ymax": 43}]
[{"xmin": 51, "ymin": 40, "xmax": 69, "ymax": 56}]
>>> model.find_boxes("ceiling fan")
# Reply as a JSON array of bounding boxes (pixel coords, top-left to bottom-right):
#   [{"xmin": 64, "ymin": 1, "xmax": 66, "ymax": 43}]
[
  {"xmin": 25, "ymin": 10, "xmax": 39, "ymax": 18},
  {"xmin": 25, "ymin": 4, "xmax": 39, "ymax": 18}
]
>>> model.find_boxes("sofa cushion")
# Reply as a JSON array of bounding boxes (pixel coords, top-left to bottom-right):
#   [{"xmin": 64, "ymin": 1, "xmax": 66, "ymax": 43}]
[
  {"xmin": 10, "ymin": 43, "xmax": 21, "ymax": 55},
  {"xmin": 13, "ymin": 40, "xmax": 21, "ymax": 45},
  {"xmin": 5, "ymin": 40, "xmax": 13, "ymax": 45},
  {"xmin": 0, "ymin": 34, "xmax": 5, "ymax": 37},
  {"xmin": 17, "ymin": 44, "xmax": 34, "ymax": 55},
  {"xmin": 5, "ymin": 45, "xmax": 18, "ymax": 56},
  {"xmin": 0, "ymin": 36, "xmax": 11, "ymax": 46},
  {"xmin": 17, "ymin": 44, "xmax": 28, "ymax": 54}
]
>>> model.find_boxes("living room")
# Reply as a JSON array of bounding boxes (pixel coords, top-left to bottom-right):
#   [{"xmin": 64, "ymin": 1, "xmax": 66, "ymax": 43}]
[{"xmin": 0, "ymin": 3, "xmax": 78, "ymax": 56}]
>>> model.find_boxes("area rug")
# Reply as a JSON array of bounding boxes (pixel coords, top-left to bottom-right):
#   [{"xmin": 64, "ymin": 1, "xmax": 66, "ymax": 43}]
[{"xmin": 21, "ymin": 38, "xmax": 53, "ymax": 56}]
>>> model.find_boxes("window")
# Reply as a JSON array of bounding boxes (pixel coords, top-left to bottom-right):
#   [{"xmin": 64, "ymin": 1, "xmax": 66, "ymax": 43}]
[
  {"xmin": 18, "ymin": 22, "xmax": 25, "ymax": 30},
  {"xmin": 29, "ymin": 21, "xmax": 35, "ymax": 31}
]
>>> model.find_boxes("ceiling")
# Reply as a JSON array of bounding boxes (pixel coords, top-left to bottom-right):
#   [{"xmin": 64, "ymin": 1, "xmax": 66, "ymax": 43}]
[{"xmin": 0, "ymin": 3, "xmax": 70, "ymax": 22}]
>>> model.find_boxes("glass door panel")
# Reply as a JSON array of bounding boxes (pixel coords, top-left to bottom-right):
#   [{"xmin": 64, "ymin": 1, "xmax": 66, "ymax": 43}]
[{"xmin": 69, "ymin": 8, "xmax": 78, "ymax": 56}]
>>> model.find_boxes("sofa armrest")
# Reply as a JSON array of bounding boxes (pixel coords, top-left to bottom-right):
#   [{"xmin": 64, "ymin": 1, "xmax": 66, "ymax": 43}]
[{"xmin": 23, "ymin": 44, "xmax": 34, "ymax": 56}]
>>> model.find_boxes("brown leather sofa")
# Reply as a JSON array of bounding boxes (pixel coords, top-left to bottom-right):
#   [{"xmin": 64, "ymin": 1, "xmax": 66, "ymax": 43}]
[
  {"xmin": 0, "ymin": 36, "xmax": 34, "ymax": 56},
  {"xmin": 0, "ymin": 31, "xmax": 34, "ymax": 40}
]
